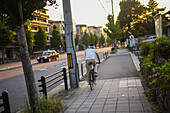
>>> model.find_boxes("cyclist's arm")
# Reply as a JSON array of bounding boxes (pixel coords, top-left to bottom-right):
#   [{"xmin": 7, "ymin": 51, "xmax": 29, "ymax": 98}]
[{"xmin": 96, "ymin": 53, "xmax": 100, "ymax": 63}]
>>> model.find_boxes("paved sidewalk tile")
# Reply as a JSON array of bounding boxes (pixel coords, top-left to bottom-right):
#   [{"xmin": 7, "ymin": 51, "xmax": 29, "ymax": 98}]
[{"xmin": 61, "ymin": 77, "xmax": 153, "ymax": 113}]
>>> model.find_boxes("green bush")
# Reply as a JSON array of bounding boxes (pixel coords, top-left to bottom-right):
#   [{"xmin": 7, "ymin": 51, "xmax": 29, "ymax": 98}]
[
  {"xmin": 138, "ymin": 41, "xmax": 154, "ymax": 57},
  {"xmin": 21, "ymin": 95, "xmax": 64, "ymax": 113},
  {"xmin": 154, "ymin": 35, "xmax": 170, "ymax": 60},
  {"xmin": 110, "ymin": 49, "xmax": 117, "ymax": 54},
  {"xmin": 139, "ymin": 35, "xmax": 170, "ymax": 112}
]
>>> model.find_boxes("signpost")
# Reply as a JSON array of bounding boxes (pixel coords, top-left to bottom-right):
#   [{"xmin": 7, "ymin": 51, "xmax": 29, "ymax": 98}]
[
  {"xmin": 62, "ymin": 0, "xmax": 79, "ymax": 89},
  {"xmin": 154, "ymin": 13, "xmax": 162, "ymax": 38}
]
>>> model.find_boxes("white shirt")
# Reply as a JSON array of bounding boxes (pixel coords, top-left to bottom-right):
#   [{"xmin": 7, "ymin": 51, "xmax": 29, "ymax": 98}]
[{"xmin": 85, "ymin": 49, "xmax": 97, "ymax": 60}]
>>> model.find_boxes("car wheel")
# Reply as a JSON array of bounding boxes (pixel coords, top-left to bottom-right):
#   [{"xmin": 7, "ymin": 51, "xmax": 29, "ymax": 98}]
[
  {"xmin": 38, "ymin": 61, "xmax": 41, "ymax": 63},
  {"xmin": 55, "ymin": 57, "xmax": 58, "ymax": 61},
  {"xmin": 48, "ymin": 58, "xmax": 51, "ymax": 62}
]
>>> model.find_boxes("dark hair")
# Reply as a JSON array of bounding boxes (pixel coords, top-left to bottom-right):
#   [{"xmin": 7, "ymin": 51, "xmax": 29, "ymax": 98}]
[{"xmin": 89, "ymin": 43, "xmax": 94, "ymax": 46}]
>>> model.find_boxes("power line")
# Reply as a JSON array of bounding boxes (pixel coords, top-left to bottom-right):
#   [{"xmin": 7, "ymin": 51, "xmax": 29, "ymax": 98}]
[{"xmin": 98, "ymin": 0, "xmax": 107, "ymax": 13}]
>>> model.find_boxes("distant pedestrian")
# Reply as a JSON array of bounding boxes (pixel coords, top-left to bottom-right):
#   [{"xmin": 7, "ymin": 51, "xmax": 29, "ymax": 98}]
[{"xmin": 129, "ymin": 32, "xmax": 135, "ymax": 51}]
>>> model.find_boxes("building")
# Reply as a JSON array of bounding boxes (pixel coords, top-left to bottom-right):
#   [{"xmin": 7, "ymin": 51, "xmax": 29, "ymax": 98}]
[
  {"xmin": 164, "ymin": 10, "xmax": 170, "ymax": 39},
  {"xmin": 76, "ymin": 24, "xmax": 88, "ymax": 40},
  {"xmin": 48, "ymin": 20, "xmax": 65, "ymax": 37},
  {"xmin": 28, "ymin": 9, "xmax": 51, "ymax": 47}
]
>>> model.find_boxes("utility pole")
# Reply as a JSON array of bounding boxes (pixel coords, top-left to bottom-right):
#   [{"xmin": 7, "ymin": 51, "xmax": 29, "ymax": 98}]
[
  {"xmin": 111, "ymin": 0, "xmax": 116, "ymax": 47},
  {"xmin": 111, "ymin": 0, "xmax": 114, "ymax": 21},
  {"xmin": 62, "ymin": 0, "xmax": 79, "ymax": 89}
]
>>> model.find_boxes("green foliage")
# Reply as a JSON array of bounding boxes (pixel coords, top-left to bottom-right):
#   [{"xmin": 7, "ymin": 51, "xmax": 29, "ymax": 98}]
[
  {"xmin": 75, "ymin": 34, "xmax": 79, "ymax": 46},
  {"xmin": 154, "ymin": 35, "xmax": 170, "ymax": 60},
  {"xmin": 0, "ymin": 17, "xmax": 14, "ymax": 50},
  {"xmin": 0, "ymin": 0, "xmax": 57, "ymax": 26},
  {"xmin": 94, "ymin": 33, "xmax": 98, "ymax": 47},
  {"xmin": 151, "ymin": 60, "xmax": 170, "ymax": 93},
  {"xmin": 51, "ymin": 25, "xmax": 62, "ymax": 49},
  {"xmin": 110, "ymin": 49, "xmax": 117, "ymax": 54},
  {"xmin": 99, "ymin": 33, "xmax": 105, "ymax": 46},
  {"xmin": 138, "ymin": 41, "xmax": 154, "ymax": 57},
  {"xmin": 118, "ymin": 0, "xmax": 166, "ymax": 36},
  {"xmin": 24, "ymin": 22, "xmax": 34, "ymax": 49},
  {"xmin": 104, "ymin": 15, "xmax": 122, "ymax": 47},
  {"xmin": 21, "ymin": 95, "xmax": 64, "ymax": 113},
  {"xmin": 81, "ymin": 31, "xmax": 90, "ymax": 48},
  {"xmin": 89, "ymin": 33, "xmax": 95, "ymax": 44},
  {"xmin": 139, "ymin": 36, "xmax": 170, "ymax": 112},
  {"xmin": 35, "ymin": 26, "xmax": 47, "ymax": 49},
  {"xmin": 106, "ymin": 37, "xmax": 111, "ymax": 46},
  {"xmin": 118, "ymin": 0, "xmax": 145, "ymax": 30}
]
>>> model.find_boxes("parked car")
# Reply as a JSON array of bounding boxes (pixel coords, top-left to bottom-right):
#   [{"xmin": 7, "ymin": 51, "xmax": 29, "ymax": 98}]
[
  {"xmin": 144, "ymin": 35, "xmax": 156, "ymax": 42},
  {"xmin": 37, "ymin": 50, "xmax": 60, "ymax": 63}
]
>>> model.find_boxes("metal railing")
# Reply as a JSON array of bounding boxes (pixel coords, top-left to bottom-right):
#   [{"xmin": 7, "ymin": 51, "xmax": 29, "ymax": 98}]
[
  {"xmin": 38, "ymin": 67, "xmax": 69, "ymax": 98},
  {"xmin": 103, "ymin": 51, "xmax": 109, "ymax": 60},
  {"xmin": 81, "ymin": 61, "xmax": 86, "ymax": 77},
  {"xmin": 0, "ymin": 91, "xmax": 11, "ymax": 113}
]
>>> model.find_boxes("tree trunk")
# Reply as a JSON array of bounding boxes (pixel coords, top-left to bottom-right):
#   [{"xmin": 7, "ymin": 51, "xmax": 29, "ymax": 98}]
[
  {"xmin": 16, "ymin": 25, "xmax": 39, "ymax": 112},
  {"xmin": 114, "ymin": 38, "xmax": 116, "ymax": 48},
  {"xmin": 111, "ymin": 39, "xmax": 114, "ymax": 48}
]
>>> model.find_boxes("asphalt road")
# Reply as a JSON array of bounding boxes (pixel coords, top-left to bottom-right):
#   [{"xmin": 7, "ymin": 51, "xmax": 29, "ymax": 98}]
[
  {"xmin": 0, "ymin": 47, "xmax": 111, "ymax": 113},
  {"xmin": 98, "ymin": 54, "xmax": 138, "ymax": 80}
]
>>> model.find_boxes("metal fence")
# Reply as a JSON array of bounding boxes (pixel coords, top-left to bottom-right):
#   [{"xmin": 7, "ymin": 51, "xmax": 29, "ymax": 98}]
[
  {"xmin": 38, "ymin": 67, "xmax": 69, "ymax": 98},
  {"xmin": 103, "ymin": 51, "xmax": 109, "ymax": 60},
  {"xmin": 0, "ymin": 91, "xmax": 11, "ymax": 113}
]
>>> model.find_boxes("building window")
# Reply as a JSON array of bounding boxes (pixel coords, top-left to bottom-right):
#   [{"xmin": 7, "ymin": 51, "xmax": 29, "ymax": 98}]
[{"xmin": 31, "ymin": 27, "xmax": 37, "ymax": 30}]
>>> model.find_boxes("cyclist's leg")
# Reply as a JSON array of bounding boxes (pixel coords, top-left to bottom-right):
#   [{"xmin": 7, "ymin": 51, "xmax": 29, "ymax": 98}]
[
  {"xmin": 85, "ymin": 60, "xmax": 91, "ymax": 83},
  {"xmin": 92, "ymin": 59, "xmax": 97, "ymax": 79},
  {"xmin": 92, "ymin": 60, "xmax": 96, "ymax": 72}
]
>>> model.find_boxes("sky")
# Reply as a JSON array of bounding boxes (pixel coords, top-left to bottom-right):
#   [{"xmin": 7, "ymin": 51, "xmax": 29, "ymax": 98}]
[{"xmin": 45, "ymin": 0, "xmax": 170, "ymax": 28}]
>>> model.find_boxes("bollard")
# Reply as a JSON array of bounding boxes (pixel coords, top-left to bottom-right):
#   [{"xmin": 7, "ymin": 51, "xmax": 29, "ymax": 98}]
[
  {"xmin": 77, "ymin": 63, "xmax": 80, "ymax": 81},
  {"xmin": 81, "ymin": 63, "xmax": 83, "ymax": 77},
  {"xmin": 63, "ymin": 68, "xmax": 68, "ymax": 90},
  {"xmin": 40, "ymin": 76, "xmax": 47, "ymax": 98},
  {"xmin": 0, "ymin": 91, "xmax": 11, "ymax": 113}
]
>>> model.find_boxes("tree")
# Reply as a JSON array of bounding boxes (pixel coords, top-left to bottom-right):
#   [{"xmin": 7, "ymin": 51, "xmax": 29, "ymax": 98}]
[
  {"xmin": 0, "ymin": 0, "xmax": 57, "ymax": 112},
  {"xmin": 106, "ymin": 37, "xmax": 111, "ymax": 47},
  {"xmin": 0, "ymin": 17, "xmax": 14, "ymax": 64},
  {"xmin": 51, "ymin": 25, "xmax": 62, "ymax": 50},
  {"xmin": 81, "ymin": 31, "xmax": 90, "ymax": 48},
  {"xmin": 104, "ymin": 15, "xmax": 122, "ymax": 47},
  {"xmin": 118, "ymin": 0, "xmax": 145, "ymax": 31},
  {"xmin": 24, "ymin": 22, "xmax": 34, "ymax": 53},
  {"xmin": 75, "ymin": 34, "xmax": 79, "ymax": 46},
  {"xmin": 94, "ymin": 33, "xmax": 98, "ymax": 47},
  {"xmin": 99, "ymin": 33, "xmax": 105, "ymax": 47},
  {"xmin": 35, "ymin": 26, "xmax": 47, "ymax": 50},
  {"xmin": 89, "ymin": 33, "xmax": 95, "ymax": 44}
]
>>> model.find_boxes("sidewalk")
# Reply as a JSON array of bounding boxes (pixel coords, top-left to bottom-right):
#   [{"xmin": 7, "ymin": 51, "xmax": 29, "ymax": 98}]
[{"xmin": 57, "ymin": 48, "xmax": 153, "ymax": 113}]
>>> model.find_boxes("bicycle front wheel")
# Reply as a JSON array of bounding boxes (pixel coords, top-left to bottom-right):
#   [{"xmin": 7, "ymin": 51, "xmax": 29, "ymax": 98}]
[{"xmin": 89, "ymin": 70, "xmax": 95, "ymax": 90}]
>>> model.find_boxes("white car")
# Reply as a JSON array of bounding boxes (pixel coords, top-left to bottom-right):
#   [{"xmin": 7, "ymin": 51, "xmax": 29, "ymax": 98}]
[{"xmin": 144, "ymin": 35, "xmax": 156, "ymax": 42}]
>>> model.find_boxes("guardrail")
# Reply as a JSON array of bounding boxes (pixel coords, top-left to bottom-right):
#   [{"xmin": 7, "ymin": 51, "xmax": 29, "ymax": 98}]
[
  {"xmin": 103, "ymin": 51, "xmax": 109, "ymax": 60},
  {"xmin": 81, "ymin": 61, "xmax": 86, "ymax": 77},
  {"xmin": 0, "ymin": 91, "xmax": 11, "ymax": 113},
  {"xmin": 132, "ymin": 47, "xmax": 140, "ymax": 59},
  {"xmin": 38, "ymin": 67, "xmax": 69, "ymax": 98}
]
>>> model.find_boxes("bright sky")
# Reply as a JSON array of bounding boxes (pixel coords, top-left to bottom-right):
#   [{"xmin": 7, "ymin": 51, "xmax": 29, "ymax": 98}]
[{"xmin": 45, "ymin": 0, "xmax": 170, "ymax": 28}]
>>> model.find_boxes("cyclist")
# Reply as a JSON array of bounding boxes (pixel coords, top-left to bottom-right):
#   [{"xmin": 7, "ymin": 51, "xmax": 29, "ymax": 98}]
[{"xmin": 85, "ymin": 44, "xmax": 100, "ymax": 84}]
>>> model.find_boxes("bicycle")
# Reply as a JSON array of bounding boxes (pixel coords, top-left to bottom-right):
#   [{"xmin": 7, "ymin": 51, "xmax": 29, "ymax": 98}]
[{"xmin": 88, "ymin": 62, "xmax": 98, "ymax": 90}]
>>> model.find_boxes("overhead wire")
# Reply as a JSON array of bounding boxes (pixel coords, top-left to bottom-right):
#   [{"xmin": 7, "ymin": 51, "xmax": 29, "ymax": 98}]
[{"xmin": 98, "ymin": 0, "xmax": 107, "ymax": 13}]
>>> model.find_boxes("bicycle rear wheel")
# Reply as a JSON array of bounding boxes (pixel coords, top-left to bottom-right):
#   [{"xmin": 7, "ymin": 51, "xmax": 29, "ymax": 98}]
[{"xmin": 89, "ymin": 70, "xmax": 95, "ymax": 90}]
